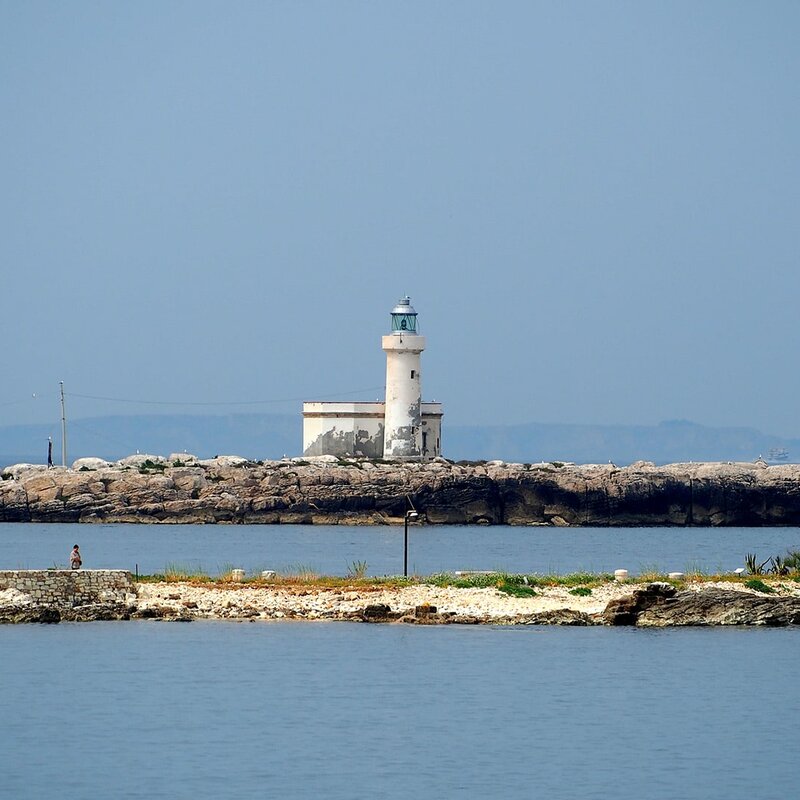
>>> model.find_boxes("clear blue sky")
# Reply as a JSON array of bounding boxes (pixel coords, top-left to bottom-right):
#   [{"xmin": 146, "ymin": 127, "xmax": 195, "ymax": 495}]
[{"xmin": 2, "ymin": 1, "xmax": 799, "ymax": 434}]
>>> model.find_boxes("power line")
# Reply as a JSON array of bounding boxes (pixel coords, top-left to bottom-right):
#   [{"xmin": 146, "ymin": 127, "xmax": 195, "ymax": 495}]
[
  {"xmin": 0, "ymin": 391, "xmax": 56, "ymax": 408},
  {"xmin": 65, "ymin": 386, "xmax": 385, "ymax": 407},
  {"xmin": 68, "ymin": 419, "xmax": 140, "ymax": 454}
]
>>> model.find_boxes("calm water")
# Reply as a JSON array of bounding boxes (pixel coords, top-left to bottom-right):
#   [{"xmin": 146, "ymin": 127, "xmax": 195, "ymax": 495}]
[
  {"xmin": 1, "ymin": 622, "xmax": 798, "ymax": 800},
  {"xmin": 1, "ymin": 522, "xmax": 799, "ymax": 576}
]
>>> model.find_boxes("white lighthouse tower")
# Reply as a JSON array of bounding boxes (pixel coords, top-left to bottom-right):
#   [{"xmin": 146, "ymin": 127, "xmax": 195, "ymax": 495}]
[
  {"xmin": 301, "ymin": 296, "xmax": 442, "ymax": 460},
  {"xmin": 383, "ymin": 296, "xmax": 425, "ymax": 459}
]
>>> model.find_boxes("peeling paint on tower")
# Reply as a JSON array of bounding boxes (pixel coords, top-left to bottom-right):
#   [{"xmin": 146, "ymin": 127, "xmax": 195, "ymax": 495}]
[{"xmin": 302, "ymin": 297, "xmax": 443, "ymax": 460}]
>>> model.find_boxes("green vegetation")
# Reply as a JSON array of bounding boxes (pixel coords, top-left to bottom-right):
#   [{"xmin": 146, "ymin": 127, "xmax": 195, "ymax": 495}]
[
  {"xmin": 497, "ymin": 580, "xmax": 537, "ymax": 597},
  {"xmin": 347, "ymin": 560, "xmax": 369, "ymax": 579},
  {"xmin": 745, "ymin": 550, "xmax": 800, "ymax": 576},
  {"xmin": 744, "ymin": 578, "xmax": 774, "ymax": 594},
  {"xmin": 424, "ymin": 571, "xmax": 610, "ymax": 590},
  {"xmin": 138, "ymin": 459, "xmax": 166, "ymax": 474},
  {"xmin": 132, "ymin": 564, "xmax": 794, "ymax": 594}
]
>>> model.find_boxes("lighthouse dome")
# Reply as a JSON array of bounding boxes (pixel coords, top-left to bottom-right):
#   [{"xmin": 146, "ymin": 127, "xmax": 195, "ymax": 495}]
[{"xmin": 390, "ymin": 296, "xmax": 418, "ymax": 333}]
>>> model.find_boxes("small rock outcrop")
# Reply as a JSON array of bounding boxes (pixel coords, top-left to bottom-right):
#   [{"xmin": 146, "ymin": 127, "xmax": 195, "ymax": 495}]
[
  {"xmin": 602, "ymin": 582, "xmax": 677, "ymax": 625},
  {"xmin": 603, "ymin": 586, "xmax": 800, "ymax": 626},
  {"xmin": 638, "ymin": 589, "xmax": 800, "ymax": 627}
]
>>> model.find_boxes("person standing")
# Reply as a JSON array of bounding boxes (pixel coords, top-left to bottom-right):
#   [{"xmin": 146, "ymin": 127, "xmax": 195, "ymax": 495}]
[
  {"xmin": 47, "ymin": 437, "xmax": 53, "ymax": 468},
  {"xmin": 70, "ymin": 544, "xmax": 82, "ymax": 570}
]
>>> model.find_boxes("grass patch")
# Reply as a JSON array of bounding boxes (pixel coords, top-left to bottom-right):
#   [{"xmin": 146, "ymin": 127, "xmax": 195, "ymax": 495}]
[
  {"xmin": 497, "ymin": 580, "xmax": 537, "ymax": 597},
  {"xmin": 346, "ymin": 560, "xmax": 368, "ymax": 579},
  {"xmin": 133, "ymin": 568, "xmax": 773, "ymax": 591},
  {"xmin": 744, "ymin": 578, "xmax": 774, "ymax": 594},
  {"xmin": 637, "ymin": 563, "xmax": 668, "ymax": 582},
  {"xmin": 138, "ymin": 459, "xmax": 166, "ymax": 474},
  {"xmin": 424, "ymin": 571, "xmax": 611, "ymax": 589}
]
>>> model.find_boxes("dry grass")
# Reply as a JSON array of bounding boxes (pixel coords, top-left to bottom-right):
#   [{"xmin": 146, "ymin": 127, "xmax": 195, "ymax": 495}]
[{"xmin": 136, "ymin": 566, "xmax": 800, "ymax": 591}]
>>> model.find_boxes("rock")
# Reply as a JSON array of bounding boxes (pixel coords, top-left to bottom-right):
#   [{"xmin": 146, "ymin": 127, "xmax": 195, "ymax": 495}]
[
  {"xmin": 71, "ymin": 457, "xmax": 111, "ymax": 471},
  {"xmin": 61, "ymin": 603, "xmax": 131, "ymax": 622},
  {"xmin": 198, "ymin": 456, "xmax": 248, "ymax": 468},
  {"xmin": 116, "ymin": 454, "xmax": 166, "ymax": 468},
  {"xmin": 523, "ymin": 609, "xmax": 595, "ymax": 626},
  {"xmin": 360, "ymin": 603, "xmax": 400, "ymax": 622},
  {"xmin": 168, "ymin": 453, "xmax": 198, "ymax": 464},
  {"xmin": 638, "ymin": 589, "xmax": 800, "ymax": 627},
  {"xmin": 0, "ymin": 605, "xmax": 61, "ymax": 624},
  {"xmin": 602, "ymin": 582, "xmax": 677, "ymax": 625},
  {"xmin": 7, "ymin": 458, "xmax": 800, "ymax": 525},
  {"xmin": 1, "ymin": 463, "xmax": 51, "ymax": 480}
]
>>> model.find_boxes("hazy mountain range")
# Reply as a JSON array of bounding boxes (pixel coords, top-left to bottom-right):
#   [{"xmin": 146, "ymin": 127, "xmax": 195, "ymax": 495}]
[{"xmin": 0, "ymin": 414, "xmax": 794, "ymax": 468}]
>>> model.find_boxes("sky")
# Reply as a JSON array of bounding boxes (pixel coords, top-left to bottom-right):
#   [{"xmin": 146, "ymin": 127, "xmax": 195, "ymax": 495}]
[{"xmin": 2, "ymin": 1, "xmax": 799, "ymax": 435}]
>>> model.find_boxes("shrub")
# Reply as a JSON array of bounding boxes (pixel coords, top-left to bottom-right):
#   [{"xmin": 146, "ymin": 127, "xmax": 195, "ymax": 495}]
[
  {"xmin": 139, "ymin": 459, "xmax": 166, "ymax": 474},
  {"xmin": 745, "ymin": 553, "xmax": 770, "ymax": 575},
  {"xmin": 569, "ymin": 587, "xmax": 592, "ymax": 597},
  {"xmin": 497, "ymin": 580, "xmax": 536, "ymax": 597},
  {"xmin": 744, "ymin": 578, "xmax": 774, "ymax": 594}
]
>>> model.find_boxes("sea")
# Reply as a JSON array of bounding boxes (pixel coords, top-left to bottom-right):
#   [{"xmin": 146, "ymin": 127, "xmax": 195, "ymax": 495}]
[{"xmin": 1, "ymin": 523, "xmax": 799, "ymax": 800}]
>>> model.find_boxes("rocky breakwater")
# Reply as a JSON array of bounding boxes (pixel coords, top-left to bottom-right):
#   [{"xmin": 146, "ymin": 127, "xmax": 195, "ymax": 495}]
[{"xmin": 2, "ymin": 454, "xmax": 800, "ymax": 525}]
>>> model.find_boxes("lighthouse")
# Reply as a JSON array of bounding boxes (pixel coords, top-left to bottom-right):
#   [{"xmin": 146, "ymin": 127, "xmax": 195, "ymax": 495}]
[
  {"xmin": 383, "ymin": 296, "xmax": 424, "ymax": 459},
  {"xmin": 301, "ymin": 296, "xmax": 442, "ymax": 460}
]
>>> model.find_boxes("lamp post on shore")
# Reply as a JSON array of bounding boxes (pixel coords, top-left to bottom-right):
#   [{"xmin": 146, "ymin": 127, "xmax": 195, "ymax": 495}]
[{"xmin": 403, "ymin": 509, "xmax": 418, "ymax": 578}]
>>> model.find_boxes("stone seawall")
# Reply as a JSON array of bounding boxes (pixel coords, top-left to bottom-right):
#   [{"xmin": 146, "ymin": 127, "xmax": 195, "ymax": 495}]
[
  {"xmin": 2, "ymin": 456, "xmax": 800, "ymax": 526},
  {"xmin": 0, "ymin": 570, "xmax": 134, "ymax": 607}
]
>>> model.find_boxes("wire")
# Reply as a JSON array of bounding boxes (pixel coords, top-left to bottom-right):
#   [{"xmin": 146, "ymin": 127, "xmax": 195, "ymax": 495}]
[
  {"xmin": 68, "ymin": 419, "xmax": 140, "ymax": 453},
  {"xmin": 65, "ymin": 386, "xmax": 385, "ymax": 407},
  {"xmin": 0, "ymin": 393, "xmax": 55, "ymax": 408}
]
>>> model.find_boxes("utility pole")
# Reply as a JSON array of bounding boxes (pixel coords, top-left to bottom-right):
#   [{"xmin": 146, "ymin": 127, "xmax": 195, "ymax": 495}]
[{"xmin": 60, "ymin": 381, "xmax": 67, "ymax": 467}]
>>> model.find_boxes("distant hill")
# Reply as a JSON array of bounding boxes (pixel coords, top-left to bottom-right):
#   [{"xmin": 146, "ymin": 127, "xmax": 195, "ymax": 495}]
[
  {"xmin": 444, "ymin": 419, "xmax": 795, "ymax": 465},
  {"xmin": 0, "ymin": 414, "xmax": 299, "ymax": 466},
  {"xmin": 0, "ymin": 413, "xmax": 794, "ymax": 467}
]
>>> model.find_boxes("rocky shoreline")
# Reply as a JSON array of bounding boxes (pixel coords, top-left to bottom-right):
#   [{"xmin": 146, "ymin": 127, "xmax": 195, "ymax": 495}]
[
  {"xmin": 3, "ymin": 578, "xmax": 800, "ymax": 627},
  {"xmin": 3, "ymin": 453, "xmax": 800, "ymax": 526}
]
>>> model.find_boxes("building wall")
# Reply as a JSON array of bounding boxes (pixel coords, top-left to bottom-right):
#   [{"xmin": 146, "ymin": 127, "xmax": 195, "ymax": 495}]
[
  {"xmin": 302, "ymin": 402, "xmax": 443, "ymax": 460},
  {"xmin": 420, "ymin": 404, "xmax": 443, "ymax": 459},
  {"xmin": 302, "ymin": 403, "xmax": 385, "ymax": 458}
]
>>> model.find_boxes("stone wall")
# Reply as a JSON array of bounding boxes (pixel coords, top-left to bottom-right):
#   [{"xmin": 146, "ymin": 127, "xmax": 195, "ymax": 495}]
[{"xmin": 0, "ymin": 570, "xmax": 134, "ymax": 607}]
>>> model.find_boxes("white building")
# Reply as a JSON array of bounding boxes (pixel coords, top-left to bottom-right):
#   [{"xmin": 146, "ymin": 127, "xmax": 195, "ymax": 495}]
[{"xmin": 302, "ymin": 297, "xmax": 443, "ymax": 460}]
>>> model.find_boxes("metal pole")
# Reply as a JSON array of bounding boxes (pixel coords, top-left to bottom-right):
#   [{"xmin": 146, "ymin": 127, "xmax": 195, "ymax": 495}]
[
  {"xmin": 59, "ymin": 381, "xmax": 67, "ymax": 467},
  {"xmin": 404, "ymin": 513, "xmax": 408, "ymax": 578}
]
